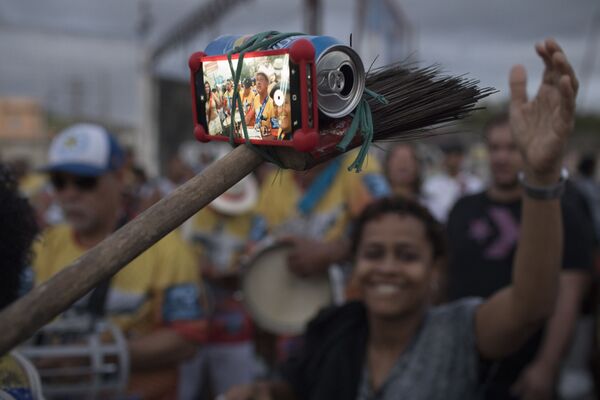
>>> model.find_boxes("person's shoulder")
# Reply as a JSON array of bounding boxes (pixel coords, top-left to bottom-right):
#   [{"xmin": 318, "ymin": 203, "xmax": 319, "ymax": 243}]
[
  {"xmin": 457, "ymin": 191, "xmax": 486, "ymax": 205},
  {"xmin": 341, "ymin": 151, "xmax": 383, "ymax": 172},
  {"xmin": 37, "ymin": 224, "xmax": 73, "ymax": 248},
  {"xmin": 340, "ymin": 152, "xmax": 389, "ymax": 193},
  {"xmin": 305, "ymin": 301, "xmax": 367, "ymax": 337},
  {"xmin": 261, "ymin": 168, "xmax": 294, "ymax": 190},
  {"xmin": 42, "ymin": 223, "xmax": 71, "ymax": 236},
  {"xmin": 151, "ymin": 230, "xmax": 192, "ymax": 252},
  {"xmin": 431, "ymin": 297, "xmax": 483, "ymax": 316},
  {"xmin": 560, "ymin": 183, "xmax": 595, "ymax": 231},
  {"xmin": 427, "ymin": 298, "xmax": 483, "ymax": 331},
  {"xmin": 562, "ymin": 182, "xmax": 590, "ymax": 214},
  {"xmin": 448, "ymin": 191, "xmax": 487, "ymax": 218},
  {"xmin": 138, "ymin": 231, "xmax": 198, "ymax": 282},
  {"xmin": 136, "ymin": 230, "xmax": 195, "ymax": 270}
]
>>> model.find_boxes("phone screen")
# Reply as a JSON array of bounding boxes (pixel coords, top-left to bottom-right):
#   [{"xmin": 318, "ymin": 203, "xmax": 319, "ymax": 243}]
[{"xmin": 199, "ymin": 51, "xmax": 298, "ymax": 142}]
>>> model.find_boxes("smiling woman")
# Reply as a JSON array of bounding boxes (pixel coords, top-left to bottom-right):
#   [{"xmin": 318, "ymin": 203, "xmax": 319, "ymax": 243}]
[
  {"xmin": 351, "ymin": 198, "xmax": 445, "ymax": 320},
  {"xmin": 223, "ymin": 38, "xmax": 579, "ymax": 400},
  {"xmin": 278, "ymin": 197, "xmax": 484, "ymax": 399}
]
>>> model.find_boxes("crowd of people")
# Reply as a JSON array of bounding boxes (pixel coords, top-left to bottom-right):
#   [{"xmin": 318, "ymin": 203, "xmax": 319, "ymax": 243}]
[
  {"xmin": 0, "ymin": 39, "xmax": 598, "ymax": 400},
  {"xmin": 204, "ymin": 55, "xmax": 293, "ymax": 141}
]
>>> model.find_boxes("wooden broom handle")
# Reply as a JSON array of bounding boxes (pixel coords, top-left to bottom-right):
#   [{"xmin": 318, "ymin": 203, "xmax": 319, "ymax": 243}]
[{"xmin": 0, "ymin": 145, "xmax": 263, "ymax": 355}]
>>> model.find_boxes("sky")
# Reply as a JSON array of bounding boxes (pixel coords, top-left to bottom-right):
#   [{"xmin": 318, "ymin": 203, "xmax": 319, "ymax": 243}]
[{"xmin": 0, "ymin": 0, "xmax": 598, "ymax": 127}]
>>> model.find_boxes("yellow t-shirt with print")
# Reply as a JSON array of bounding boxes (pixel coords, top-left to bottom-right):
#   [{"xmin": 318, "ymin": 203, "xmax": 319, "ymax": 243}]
[
  {"xmin": 252, "ymin": 94, "xmax": 276, "ymax": 130},
  {"xmin": 186, "ymin": 206, "xmax": 255, "ymax": 343},
  {"xmin": 33, "ymin": 225, "xmax": 205, "ymax": 337},
  {"xmin": 252, "ymin": 151, "xmax": 390, "ymax": 243},
  {"xmin": 241, "ymin": 90, "xmax": 256, "ymax": 115},
  {"xmin": 33, "ymin": 225, "xmax": 207, "ymax": 399},
  {"xmin": 188, "ymin": 206, "xmax": 253, "ymax": 274}
]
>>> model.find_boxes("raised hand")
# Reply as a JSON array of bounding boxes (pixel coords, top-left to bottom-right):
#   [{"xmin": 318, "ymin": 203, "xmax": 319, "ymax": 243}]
[{"xmin": 509, "ymin": 39, "xmax": 579, "ymax": 185}]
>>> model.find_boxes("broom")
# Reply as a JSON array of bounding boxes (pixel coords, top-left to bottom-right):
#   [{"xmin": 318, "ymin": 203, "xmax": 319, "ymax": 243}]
[
  {"xmin": 0, "ymin": 61, "xmax": 494, "ymax": 355},
  {"xmin": 273, "ymin": 63, "xmax": 495, "ymax": 170},
  {"xmin": 367, "ymin": 63, "xmax": 496, "ymax": 141}
]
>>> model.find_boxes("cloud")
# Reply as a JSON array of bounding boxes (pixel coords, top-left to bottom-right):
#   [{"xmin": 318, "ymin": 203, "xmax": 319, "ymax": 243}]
[{"xmin": 0, "ymin": 0, "xmax": 598, "ymax": 128}]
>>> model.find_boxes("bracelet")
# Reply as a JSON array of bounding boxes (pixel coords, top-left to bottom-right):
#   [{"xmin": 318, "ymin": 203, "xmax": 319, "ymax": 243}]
[{"xmin": 517, "ymin": 168, "xmax": 569, "ymax": 200}]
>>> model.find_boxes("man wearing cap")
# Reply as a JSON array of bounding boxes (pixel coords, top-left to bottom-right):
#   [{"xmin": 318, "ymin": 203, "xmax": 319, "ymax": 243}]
[
  {"xmin": 240, "ymin": 78, "xmax": 256, "ymax": 116},
  {"xmin": 33, "ymin": 123, "xmax": 208, "ymax": 399},
  {"xmin": 224, "ymin": 80, "xmax": 235, "ymax": 116},
  {"xmin": 244, "ymin": 71, "xmax": 275, "ymax": 137}
]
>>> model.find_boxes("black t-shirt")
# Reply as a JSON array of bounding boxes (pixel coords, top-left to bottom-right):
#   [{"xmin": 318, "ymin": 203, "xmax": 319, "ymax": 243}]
[{"xmin": 446, "ymin": 185, "xmax": 594, "ymax": 398}]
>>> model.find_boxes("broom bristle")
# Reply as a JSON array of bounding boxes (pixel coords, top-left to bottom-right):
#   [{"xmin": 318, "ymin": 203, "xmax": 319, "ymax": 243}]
[{"xmin": 366, "ymin": 63, "xmax": 497, "ymax": 141}]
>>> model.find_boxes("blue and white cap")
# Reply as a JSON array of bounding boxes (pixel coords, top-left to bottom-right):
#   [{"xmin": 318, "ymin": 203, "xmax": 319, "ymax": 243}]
[{"xmin": 43, "ymin": 123, "xmax": 124, "ymax": 176}]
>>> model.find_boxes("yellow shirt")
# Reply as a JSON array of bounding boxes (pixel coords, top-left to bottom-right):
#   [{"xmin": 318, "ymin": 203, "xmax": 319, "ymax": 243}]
[
  {"xmin": 18, "ymin": 173, "xmax": 46, "ymax": 198},
  {"xmin": 186, "ymin": 206, "xmax": 255, "ymax": 343},
  {"xmin": 33, "ymin": 225, "xmax": 206, "ymax": 337},
  {"xmin": 252, "ymin": 151, "xmax": 390, "ymax": 242},
  {"xmin": 188, "ymin": 206, "xmax": 254, "ymax": 273},
  {"xmin": 33, "ymin": 225, "xmax": 207, "ymax": 399},
  {"xmin": 252, "ymin": 94, "xmax": 276, "ymax": 130},
  {"xmin": 241, "ymin": 90, "xmax": 256, "ymax": 115}
]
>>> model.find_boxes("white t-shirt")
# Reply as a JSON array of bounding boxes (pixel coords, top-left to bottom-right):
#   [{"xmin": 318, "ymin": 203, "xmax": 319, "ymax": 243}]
[{"xmin": 423, "ymin": 171, "xmax": 484, "ymax": 223}]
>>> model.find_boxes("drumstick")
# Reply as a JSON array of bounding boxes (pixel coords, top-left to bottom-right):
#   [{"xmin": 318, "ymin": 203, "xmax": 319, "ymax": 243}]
[
  {"xmin": 0, "ymin": 62, "xmax": 492, "ymax": 355},
  {"xmin": 0, "ymin": 145, "xmax": 262, "ymax": 355}
]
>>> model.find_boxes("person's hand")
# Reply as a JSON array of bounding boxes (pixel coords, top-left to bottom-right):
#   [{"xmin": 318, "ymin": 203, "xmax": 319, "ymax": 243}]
[
  {"xmin": 280, "ymin": 236, "xmax": 334, "ymax": 277},
  {"xmin": 199, "ymin": 259, "xmax": 239, "ymax": 288},
  {"xmin": 199, "ymin": 258, "xmax": 220, "ymax": 280},
  {"xmin": 509, "ymin": 39, "xmax": 579, "ymax": 185},
  {"xmin": 511, "ymin": 361, "xmax": 557, "ymax": 400}
]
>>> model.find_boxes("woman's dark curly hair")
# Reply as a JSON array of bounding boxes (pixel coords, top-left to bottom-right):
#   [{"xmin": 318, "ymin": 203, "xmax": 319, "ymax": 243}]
[
  {"xmin": 0, "ymin": 163, "xmax": 39, "ymax": 309},
  {"xmin": 350, "ymin": 196, "xmax": 446, "ymax": 261}
]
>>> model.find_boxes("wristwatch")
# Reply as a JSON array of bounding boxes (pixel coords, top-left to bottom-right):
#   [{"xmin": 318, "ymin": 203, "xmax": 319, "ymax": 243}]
[{"xmin": 517, "ymin": 168, "xmax": 569, "ymax": 200}]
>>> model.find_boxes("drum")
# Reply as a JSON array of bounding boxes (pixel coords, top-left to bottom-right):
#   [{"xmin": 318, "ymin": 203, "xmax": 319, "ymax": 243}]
[
  {"xmin": 19, "ymin": 316, "xmax": 129, "ymax": 399},
  {"xmin": 242, "ymin": 243, "xmax": 333, "ymax": 335}
]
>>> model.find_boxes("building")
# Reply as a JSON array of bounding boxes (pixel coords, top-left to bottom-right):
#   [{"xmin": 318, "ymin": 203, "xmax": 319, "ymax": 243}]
[{"xmin": 0, "ymin": 97, "xmax": 49, "ymax": 167}]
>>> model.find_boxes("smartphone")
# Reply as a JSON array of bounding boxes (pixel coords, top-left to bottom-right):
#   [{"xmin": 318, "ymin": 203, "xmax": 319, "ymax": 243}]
[{"xmin": 192, "ymin": 49, "xmax": 304, "ymax": 146}]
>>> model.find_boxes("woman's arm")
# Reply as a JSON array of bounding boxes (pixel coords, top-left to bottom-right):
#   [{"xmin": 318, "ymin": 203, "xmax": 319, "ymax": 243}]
[{"xmin": 475, "ymin": 39, "xmax": 579, "ymax": 360}]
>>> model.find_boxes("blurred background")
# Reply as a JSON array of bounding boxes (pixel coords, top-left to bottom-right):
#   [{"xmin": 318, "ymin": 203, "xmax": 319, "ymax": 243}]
[{"xmin": 0, "ymin": 0, "xmax": 599, "ymax": 176}]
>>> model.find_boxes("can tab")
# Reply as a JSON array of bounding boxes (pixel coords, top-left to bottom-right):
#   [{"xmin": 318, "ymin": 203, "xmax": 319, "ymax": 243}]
[{"xmin": 319, "ymin": 70, "xmax": 346, "ymax": 94}]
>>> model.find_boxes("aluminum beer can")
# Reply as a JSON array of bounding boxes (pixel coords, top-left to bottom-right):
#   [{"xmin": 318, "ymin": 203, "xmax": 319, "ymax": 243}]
[{"xmin": 205, "ymin": 34, "xmax": 365, "ymax": 119}]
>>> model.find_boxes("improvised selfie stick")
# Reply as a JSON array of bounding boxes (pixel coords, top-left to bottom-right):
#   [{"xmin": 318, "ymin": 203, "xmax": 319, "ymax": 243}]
[{"xmin": 0, "ymin": 32, "xmax": 493, "ymax": 355}]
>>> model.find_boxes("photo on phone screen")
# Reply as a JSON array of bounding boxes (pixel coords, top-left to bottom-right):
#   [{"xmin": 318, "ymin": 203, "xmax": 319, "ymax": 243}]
[{"xmin": 201, "ymin": 52, "xmax": 296, "ymax": 142}]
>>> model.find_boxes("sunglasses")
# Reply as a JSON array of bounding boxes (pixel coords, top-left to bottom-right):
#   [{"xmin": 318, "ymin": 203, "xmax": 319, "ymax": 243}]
[{"xmin": 50, "ymin": 173, "xmax": 100, "ymax": 192}]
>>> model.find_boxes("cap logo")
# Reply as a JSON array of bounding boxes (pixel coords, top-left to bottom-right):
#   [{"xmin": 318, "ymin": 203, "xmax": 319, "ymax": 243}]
[
  {"xmin": 64, "ymin": 136, "xmax": 78, "ymax": 149},
  {"xmin": 45, "ymin": 124, "xmax": 112, "ymax": 175},
  {"xmin": 57, "ymin": 132, "xmax": 90, "ymax": 157}
]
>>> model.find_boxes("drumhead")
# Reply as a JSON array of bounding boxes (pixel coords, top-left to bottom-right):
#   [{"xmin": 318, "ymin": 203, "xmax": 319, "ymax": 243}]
[{"xmin": 242, "ymin": 243, "xmax": 332, "ymax": 335}]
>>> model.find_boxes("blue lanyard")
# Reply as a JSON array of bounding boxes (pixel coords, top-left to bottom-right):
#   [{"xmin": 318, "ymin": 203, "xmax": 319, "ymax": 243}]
[
  {"xmin": 296, "ymin": 157, "xmax": 344, "ymax": 216},
  {"xmin": 255, "ymin": 96, "xmax": 269, "ymax": 126}
]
